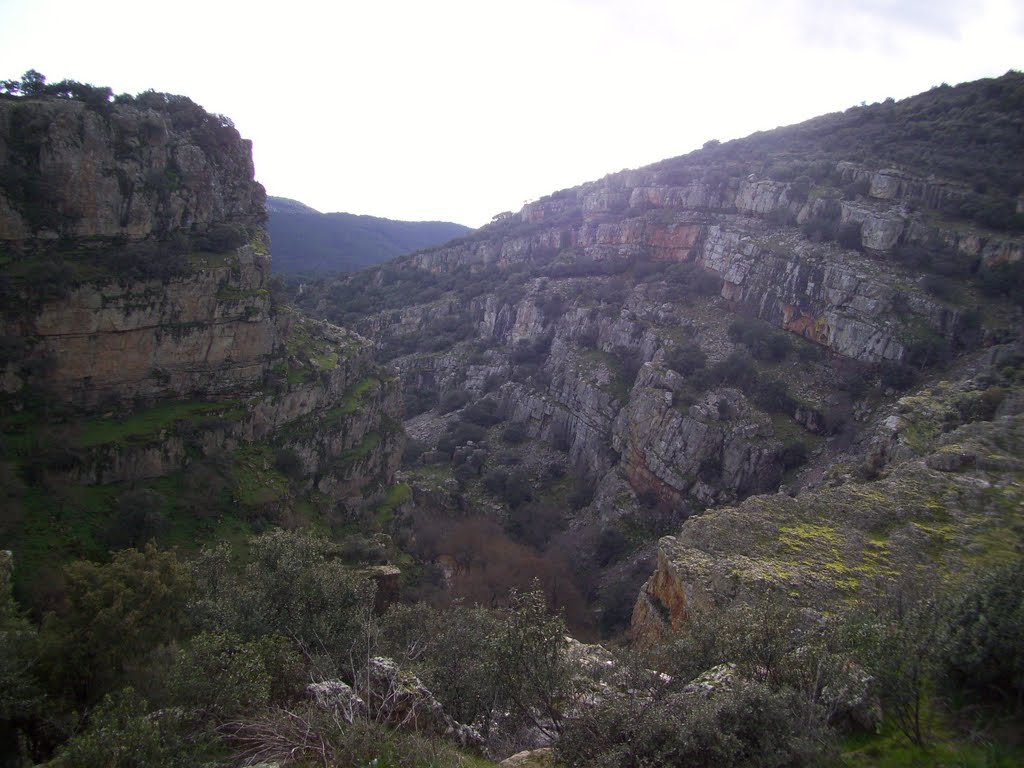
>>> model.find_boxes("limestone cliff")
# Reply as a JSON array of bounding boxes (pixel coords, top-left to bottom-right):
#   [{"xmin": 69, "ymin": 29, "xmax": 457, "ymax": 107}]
[
  {"xmin": 630, "ymin": 346, "xmax": 1024, "ymax": 645},
  {"xmin": 1, "ymin": 239, "xmax": 275, "ymax": 405},
  {"xmin": 291, "ymin": 74, "xmax": 1022, "ymax": 633},
  {"xmin": 298, "ymin": 77, "xmax": 1022, "ymax": 528},
  {"xmin": 401, "ymin": 160, "xmax": 1015, "ymax": 363},
  {"xmin": 0, "ymin": 91, "xmax": 402, "ymax": 582},
  {"xmin": 0, "ymin": 92, "xmax": 264, "ymax": 240}
]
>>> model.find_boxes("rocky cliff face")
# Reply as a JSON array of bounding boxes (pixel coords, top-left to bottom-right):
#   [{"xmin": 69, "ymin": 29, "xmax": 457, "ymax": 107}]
[
  {"xmin": 304, "ymin": 128, "xmax": 1021, "ymax": 519},
  {"xmin": 404, "ymin": 159, "xmax": 1017, "ymax": 362},
  {"xmin": 630, "ymin": 346, "xmax": 1024, "ymax": 645},
  {"xmin": 293, "ymin": 75, "xmax": 1022, "ymax": 634},
  {"xmin": 0, "ymin": 94, "xmax": 264, "ymax": 240},
  {"xmin": 0, "ymin": 93, "xmax": 402, "ymax": 569},
  {"xmin": 2, "ymin": 239, "xmax": 275, "ymax": 406}
]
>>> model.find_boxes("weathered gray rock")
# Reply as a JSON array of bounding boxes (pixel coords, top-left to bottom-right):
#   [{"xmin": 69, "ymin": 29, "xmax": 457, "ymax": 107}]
[
  {"xmin": 682, "ymin": 663, "xmax": 738, "ymax": 696},
  {"xmin": 306, "ymin": 680, "xmax": 366, "ymax": 723},
  {"xmin": 1, "ymin": 242, "xmax": 275, "ymax": 406},
  {"xmin": 498, "ymin": 748, "xmax": 555, "ymax": 768},
  {"xmin": 355, "ymin": 657, "xmax": 485, "ymax": 750},
  {"xmin": 0, "ymin": 97, "xmax": 264, "ymax": 240}
]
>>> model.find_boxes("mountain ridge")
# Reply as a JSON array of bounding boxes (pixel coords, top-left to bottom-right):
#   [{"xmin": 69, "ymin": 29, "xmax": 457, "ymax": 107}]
[
  {"xmin": 293, "ymin": 70, "xmax": 1023, "ymax": 631},
  {"xmin": 266, "ymin": 195, "xmax": 472, "ymax": 276}
]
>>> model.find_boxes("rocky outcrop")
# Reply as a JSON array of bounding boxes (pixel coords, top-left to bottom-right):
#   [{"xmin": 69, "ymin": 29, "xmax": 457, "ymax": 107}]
[
  {"xmin": 612, "ymin": 367, "xmax": 783, "ymax": 507},
  {"xmin": 307, "ymin": 664, "xmax": 485, "ymax": 750},
  {"xmin": 0, "ymin": 91, "xmax": 402, "ymax": 505},
  {"xmin": 306, "ymin": 680, "xmax": 366, "ymax": 723},
  {"xmin": 2, "ymin": 239, "xmax": 275, "ymax": 406},
  {"xmin": 395, "ymin": 157, "xmax": 1019, "ymax": 365},
  {"xmin": 354, "ymin": 657, "xmax": 484, "ymax": 750},
  {"xmin": 498, "ymin": 748, "xmax": 555, "ymax": 768},
  {"xmin": 0, "ymin": 95, "xmax": 264, "ymax": 240},
  {"xmin": 630, "ymin": 351, "xmax": 1024, "ymax": 643},
  {"xmin": 19, "ymin": 313, "xmax": 402, "ymax": 502}
]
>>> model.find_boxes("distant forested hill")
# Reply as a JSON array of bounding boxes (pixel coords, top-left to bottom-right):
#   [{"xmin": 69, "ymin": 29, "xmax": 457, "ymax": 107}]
[{"xmin": 266, "ymin": 197, "xmax": 471, "ymax": 275}]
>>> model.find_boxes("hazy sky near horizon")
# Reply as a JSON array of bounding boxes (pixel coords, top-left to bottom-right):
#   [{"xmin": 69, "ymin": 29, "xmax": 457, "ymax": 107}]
[{"xmin": 1, "ymin": 0, "xmax": 1021, "ymax": 227}]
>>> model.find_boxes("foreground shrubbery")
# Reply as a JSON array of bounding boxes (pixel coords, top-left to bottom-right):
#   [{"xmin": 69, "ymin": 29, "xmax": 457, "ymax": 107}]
[
  {"xmin": 2, "ymin": 532, "xmax": 1021, "ymax": 766},
  {"xmin": 0, "ymin": 534, "xmax": 581, "ymax": 765},
  {"xmin": 559, "ymin": 568, "xmax": 1024, "ymax": 768}
]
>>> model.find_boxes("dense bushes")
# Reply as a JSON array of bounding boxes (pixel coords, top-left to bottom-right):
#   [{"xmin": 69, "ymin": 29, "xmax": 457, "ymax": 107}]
[
  {"xmin": 728, "ymin": 317, "xmax": 791, "ymax": 362},
  {"xmin": 381, "ymin": 590, "xmax": 576, "ymax": 742},
  {"xmin": 893, "ymin": 237, "xmax": 978, "ymax": 278},
  {"xmin": 663, "ymin": 261, "xmax": 724, "ymax": 298},
  {"xmin": 103, "ymin": 488, "xmax": 170, "ymax": 550},
  {"xmin": 438, "ymin": 389, "xmax": 471, "ymax": 414},
  {"xmin": 0, "ymin": 525, "xmax": 593, "ymax": 765},
  {"xmin": 665, "ymin": 342, "xmax": 707, "ymax": 376},
  {"xmin": 559, "ymin": 678, "xmax": 830, "ymax": 768},
  {"xmin": 978, "ymin": 259, "xmax": 1024, "ymax": 307},
  {"xmin": 560, "ymin": 595, "xmax": 840, "ymax": 768},
  {"xmin": 943, "ymin": 562, "xmax": 1024, "ymax": 711}
]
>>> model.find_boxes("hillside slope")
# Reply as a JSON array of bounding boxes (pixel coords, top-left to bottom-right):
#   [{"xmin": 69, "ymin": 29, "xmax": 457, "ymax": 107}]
[
  {"xmin": 266, "ymin": 196, "xmax": 471, "ymax": 276},
  {"xmin": 0, "ymin": 88, "xmax": 402, "ymax": 590},
  {"xmin": 295, "ymin": 71, "xmax": 1024, "ymax": 633}
]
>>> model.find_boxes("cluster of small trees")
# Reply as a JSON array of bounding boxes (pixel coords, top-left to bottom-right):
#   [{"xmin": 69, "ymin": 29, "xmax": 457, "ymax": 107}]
[
  {"xmin": 0, "ymin": 531, "xmax": 591, "ymax": 765},
  {"xmin": 1, "ymin": 70, "xmax": 112, "ymax": 111},
  {"xmin": 728, "ymin": 317, "xmax": 791, "ymax": 362}
]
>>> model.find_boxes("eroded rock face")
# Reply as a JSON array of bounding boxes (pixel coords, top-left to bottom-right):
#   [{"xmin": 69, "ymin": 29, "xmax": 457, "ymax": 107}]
[
  {"xmin": 498, "ymin": 748, "xmax": 555, "ymax": 768},
  {"xmin": 3, "ymin": 243, "xmax": 275, "ymax": 406},
  {"xmin": 0, "ymin": 94, "xmax": 402, "ymax": 501},
  {"xmin": 0, "ymin": 97, "xmax": 265, "ymax": 240},
  {"xmin": 612, "ymin": 370, "xmax": 782, "ymax": 507},
  {"xmin": 630, "ymin": 353, "xmax": 1024, "ymax": 643},
  {"xmin": 395, "ymin": 159, "xmax": 1019, "ymax": 365}
]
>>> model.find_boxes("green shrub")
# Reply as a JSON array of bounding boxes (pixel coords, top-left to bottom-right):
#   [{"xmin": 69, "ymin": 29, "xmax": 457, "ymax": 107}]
[
  {"xmin": 977, "ymin": 260, "xmax": 1024, "ymax": 307},
  {"xmin": 779, "ymin": 440, "xmax": 809, "ymax": 471},
  {"xmin": 48, "ymin": 687, "xmax": 198, "ymax": 768},
  {"xmin": 403, "ymin": 386, "xmax": 438, "ymax": 417},
  {"xmin": 189, "ymin": 531, "xmax": 375, "ymax": 673},
  {"xmin": 401, "ymin": 438, "xmax": 428, "ymax": 466},
  {"xmin": 272, "ymin": 448, "xmax": 304, "ymax": 481},
  {"xmin": 944, "ymin": 562, "xmax": 1024, "ymax": 711},
  {"xmin": 598, "ymin": 579, "xmax": 641, "ymax": 635},
  {"xmin": 921, "ymin": 274, "xmax": 958, "ymax": 301},
  {"xmin": 166, "ymin": 631, "xmax": 302, "ymax": 717},
  {"xmin": 878, "ymin": 361, "xmax": 918, "ymax": 390},
  {"xmin": 752, "ymin": 377, "xmax": 797, "ymax": 414},
  {"xmin": 41, "ymin": 545, "xmax": 192, "ymax": 703},
  {"xmin": 837, "ymin": 221, "xmax": 863, "ymax": 251},
  {"xmin": 728, "ymin": 317, "xmax": 790, "ymax": 362},
  {"xmin": 666, "ymin": 343, "xmax": 707, "ymax": 375},
  {"xmin": 569, "ymin": 476, "xmax": 596, "ymax": 510},
  {"xmin": 595, "ymin": 527, "xmax": 628, "ymax": 567},
  {"xmin": 482, "ymin": 468, "xmax": 508, "ymax": 496},
  {"xmin": 501, "ymin": 422, "xmax": 528, "ymax": 444},
  {"xmin": 711, "ymin": 350, "xmax": 757, "ymax": 388},
  {"xmin": 461, "ymin": 397, "xmax": 503, "ymax": 426},
  {"xmin": 436, "ymin": 422, "xmax": 486, "ymax": 455},
  {"xmin": 104, "ymin": 488, "xmax": 170, "ymax": 550},
  {"xmin": 438, "ymin": 389, "xmax": 471, "ymax": 414},
  {"xmin": 225, "ymin": 708, "xmax": 478, "ymax": 768},
  {"xmin": 558, "ymin": 679, "xmax": 830, "ymax": 768},
  {"xmin": 507, "ymin": 501, "xmax": 565, "ymax": 548}
]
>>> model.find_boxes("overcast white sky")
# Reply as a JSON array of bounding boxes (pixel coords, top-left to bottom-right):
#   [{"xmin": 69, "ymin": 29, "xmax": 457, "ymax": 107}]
[{"xmin": 1, "ymin": 0, "xmax": 1022, "ymax": 227}]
